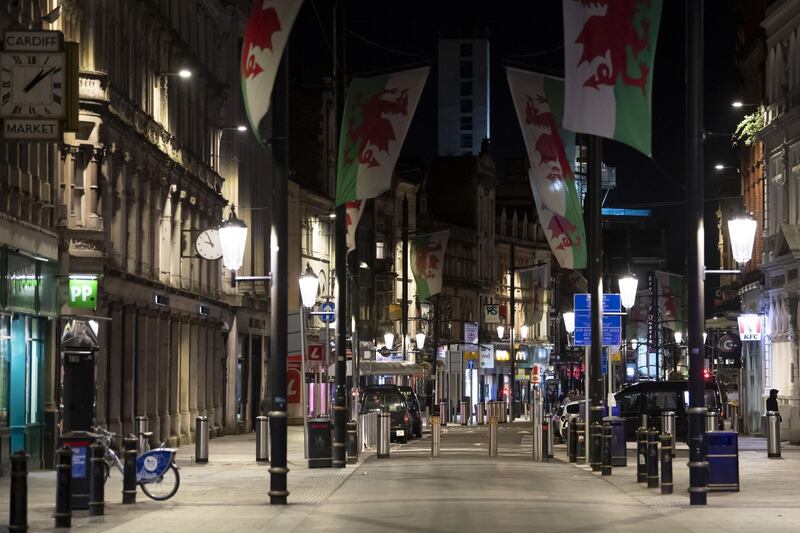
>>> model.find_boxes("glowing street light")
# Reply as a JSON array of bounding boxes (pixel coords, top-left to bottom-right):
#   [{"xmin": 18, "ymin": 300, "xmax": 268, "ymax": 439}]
[
  {"xmin": 219, "ymin": 207, "xmax": 248, "ymax": 272},
  {"xmin": 563, "ymin": 311, "xmax": 575, "ymax": 335},
  {"xmin": 520, "ymin": 324, "xmax": 529, "ymax": 340},
  {"xmin": 298, "ymin": 264, "xmax": 319, "ymax": 309},
  {"xmin": 727, "ymin": 214, "xmax": 758, "ymax": 264},
  {"xmin": 415, "ymin": 332, "xmax": 426, "ymax": 350},
  {"xmin": 619, "ymin": 272, "xmax": 639, "ymax": 310},
  {"xmin": 384, "ymin": 332, "xmax": 395, "ymax": 350},
  {"xmin": 496, "ymin": 325, "xmax": 505, "ymax": 340}
]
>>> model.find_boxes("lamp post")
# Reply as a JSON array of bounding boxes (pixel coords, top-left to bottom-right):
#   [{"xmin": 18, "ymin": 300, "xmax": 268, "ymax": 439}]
[{"xmin": 298, "ymin": 265, "xmax": 320, "ymax": 460}]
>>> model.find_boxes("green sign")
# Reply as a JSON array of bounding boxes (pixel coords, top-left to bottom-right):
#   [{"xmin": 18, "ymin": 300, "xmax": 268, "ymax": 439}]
[{"xmin": 68, "ymin": 277, "xmax": 97, "ymax": 309}]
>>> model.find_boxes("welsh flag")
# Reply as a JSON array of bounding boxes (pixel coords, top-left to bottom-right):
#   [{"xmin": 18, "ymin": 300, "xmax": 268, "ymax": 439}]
[
  {"xmin": 336, "ymin": 67, "xmax": 429, "ymax": 205},
  {"xmin": 562, "ymin": 0, "xmax": 662, "ymax": 156},
  {"xmin": 411, "ymin": 230, "xmax": 449, "ymax": 301},
  {"xmin": 241, "ymin": 0, "xmax": 303, "ymax": 144},
  {"xmin": 505, "ymin": 67, "xmax": 587, "ymax": 269},
  {"xmin": 345, "ymin": 200, "xmax": 364, "ymax": 252},
  {"xmin": 655, "ymin": 271, "xmax": 685, "ymax": 332},
  {"xmin": 520, "ymin": 263, "xmax": 550, "ymax": 324}
]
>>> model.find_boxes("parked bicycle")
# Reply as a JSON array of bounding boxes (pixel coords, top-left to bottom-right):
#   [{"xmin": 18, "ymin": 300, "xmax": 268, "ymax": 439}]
[{"xmin": 92, "ymin": 426, "xmax": 181, "ymax": 501}]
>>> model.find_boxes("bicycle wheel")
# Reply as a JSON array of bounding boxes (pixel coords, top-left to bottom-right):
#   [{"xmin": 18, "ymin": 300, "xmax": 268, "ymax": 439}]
[{"xmin": 139, "ymin": 464, "xmax": 180, "ymax": 501}]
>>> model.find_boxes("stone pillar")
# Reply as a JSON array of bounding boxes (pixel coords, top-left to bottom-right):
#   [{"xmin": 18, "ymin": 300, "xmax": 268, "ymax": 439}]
[
  {"xmin": 125, "ymin": 157, "xmax": 140, "ymax": 274},
  {"xmin": 139, "ymin": 171, "xmax": 152, "ymax": 276},
  {"xmin": 146, "ymin": 310, "xmax": 160, "ymax": 443},
  {"xmin": 107, "ymin": 303, "xmax": 124, "ymax": 436},
  {"xmin": 94, "ymin": 306, "xmax": 109, "ymax": 429},
  {"xmin": 84, "ymin": 147, "xmax": 102, "ymax": 229},
  {"xmin": 225, "ymin": 315, "xmax": 238, "ymax": 432},
  {"xmin": 135, "ymin": 309, "xmax": 148, "ymax": 419},
  {"xmin": 160, "ymin": 184, "xmax": 175, "ymax": 284},
  {"xmin": 197, "ymin": 320, "xmax": 208, "ymax": 418},
  {"xmin": 171, "ymin": 188, "xmax": 185, "ymax": 287},
  {"xmin": 206, "ymin": 324, "xmax": 216, "ymax": 434},
  {"xmin": 179, "ymin": 315, "xmax": 191, "ymax": 443},
  {"xmin": 169, "ymin": 316, "xmax": 181, "ymax": 447},
  {"xmin": 189, "ymin": 319, "xmax": 199, "ymax": 439},
  {"xmin": 190, "ymin": 196, "xmax": 200, "ymax": 292},
  {"xmin": 110, "ymin": 151, "xmax": 127, "ymax": 269},
  {"xmin": 180, "ymin": 196, "xmax": 192, "ymax": 290},
  {"xmin": 150, "ymin": 178, "xmax": 164, "ymax": 281},
  {"xmin": 159, "ymin": 312, "xmax": 171, "ymax": 445},
  {"xmin": 122, "ymin": 305, "xmax": 137, "ymax": 436}
]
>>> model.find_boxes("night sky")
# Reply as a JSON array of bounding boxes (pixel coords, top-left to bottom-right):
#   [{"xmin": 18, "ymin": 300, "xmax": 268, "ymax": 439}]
[{"xmin": 289, "ymin": 0, "xmax": 742, "ymax": 271}]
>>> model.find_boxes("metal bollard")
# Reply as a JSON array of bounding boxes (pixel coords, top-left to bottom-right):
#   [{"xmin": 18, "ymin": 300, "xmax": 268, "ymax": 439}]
[
  {"xmin": 256, "ymin": 415, "xmax": 269, "ymax": 463},
  {"xmin": 660, "ymin": 433, "xmax": 673, "ymax": 494},
  {"xmin": 705, "ymin": 410, "xmax": 719, "ymax": 433},
  {"xmin": 89, "ymin": 440, "xmax": 105, "ymax": 516},
  {"xmin": 425, "ymin": 406, "xmax": 430, "ymax": 428},
  {"xmin": 576, "ymin": 420, "xmax": 586, "ymax": 464},
  {"xmin": 346, "ymin": 420, "xmax": 358, "ymax": 464},
  {"xmin": 601, "ymin": 423, "xmax": 612, "ymax": 476},
  {"xmin": 767, "ymin": 411, "xmax": 781, "ymax": 458},
  {"xmin": 568, "ymin": 417, "xmax": 578, "ymax": 463},
  {"xmin": 542, "ymin": 420, "xmax": 550, "ymax": 462},
  {"xmin": 55, "ymin": 447, "xmax": 71, "ymax": 528},
  {"xmin": 195, "ymin": 415, "xmax": 209, "ymax": 463},
  {"xmin": 460, "ymin": 401, "xmax": 469, "ymax": 425},
  {"xmin": 10, "ymin": 451, "xmax": 28, "ymax": 532},
  {"xmin": 499, "ymin": 401, "xmax": 508, "ymax": 423},
  {"xmin": 377, "ymin": 412, "xmax": 391, "ymax": 459},
  {"xmin": 546, "ymin": 415, "xmax": 554, "ymax": 459},
  {"xmin": 590, "ymin": 422, "xmax": 603, "ymax": 472},
  {"xmin": 532, "ymin": 404, "xmax": 542, "ymax": 462},
  {"xmin": 122, "ymin": 435, "xmax": 137, "ymax": 504},
  {"xmin": 134, "ymin": 415, "xmax": 149, "ymax": 454},
  {"xmin": 647, "ymin": 428, "xmax": 659, "ymax": 488},
  {"xmin": 476, "ymin": 403, "xmax": 485, "ymax": 425},
  {"xmin": 431, "ymin": 415, "xmax": 441, "ymax": 457},
  {"xmin": 636, "ymin": 427, "xmax": 647, "ymax": 483},
  {"xmin": 662, "ymin": 411, "xmax": 676, "ymax": 457},
  {"xmin": 488, "ymin": 416, "xmax": 498, "ymax": 457},
  {"xmin": 439, "ymin": 401, "xmax": 447, "ymax": 426}
]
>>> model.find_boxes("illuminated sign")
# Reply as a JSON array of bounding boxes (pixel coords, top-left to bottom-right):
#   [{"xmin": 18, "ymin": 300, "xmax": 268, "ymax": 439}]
[
  {"xmin": 68, "ymin": 275, "xmax": 97, "ymax": 309},
  {"xmin": 737, "ymin": 314, "xmax": 762, "ymax": 341}
]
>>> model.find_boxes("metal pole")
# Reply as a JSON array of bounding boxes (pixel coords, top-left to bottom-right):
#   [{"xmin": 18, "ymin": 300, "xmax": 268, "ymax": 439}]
[
  {"xmin": 510, "ymin": 243, "xmax": 516, "ymax": 421},
  {"xmin": 402, "ymin": 194, "xmax": 408, "ymax": 362},
  {"xmin": 332, "ymin": 0, "xmax": 348, "ymax": 469},
  {"xmin": 9, "ymin": 451, "xmax": 27, "ymax": 532},
  {"xmin": 268, "ymin": 46, "xmax": 291, "ymax": 504},
  {"xmin": 89, "ymin": 440, "xmax": 105, "ymax": 516},
  {"xmin": 687, "ymin": 0, "xmax": 708, "ymax": 506},
  {"xmin": 300, "ymin": 306, "xmax": 309, "ymax": 459},
  {"xmin": 54, "ymin": 447, "xmax": 70, "ymax": 528},
  {"xmin": 122, "ymin": 435, "xmax": 137, "ymax": 504},
  {"xmin": 587, "ymin": 134, "xmax": 604, "ymax": 468}
]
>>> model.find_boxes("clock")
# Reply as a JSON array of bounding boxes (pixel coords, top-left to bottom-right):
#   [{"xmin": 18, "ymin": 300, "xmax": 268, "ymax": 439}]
[
  {"xmin": 195, "ymin": 228, "xmax": 223, "ymax": 260},
  {"xmin": 0, "ymin": 52, "xmax": 65, "ymax": 118}
]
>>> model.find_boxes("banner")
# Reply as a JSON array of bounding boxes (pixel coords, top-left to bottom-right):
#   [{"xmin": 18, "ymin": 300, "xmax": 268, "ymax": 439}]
[
  {"xmin": 345, "ymin": 200, "xmax": 364, "ymax": 252},
  {"xmin": 519, "ymin": 264, "xmax": 549, "ymax": 324},
  {"xmin": 655, "ymin": 270, "xmax": 685, "ymax": 332},
  {"xmin": 411, "ymin": 230, "xmax": 449, "ymax": 301}
]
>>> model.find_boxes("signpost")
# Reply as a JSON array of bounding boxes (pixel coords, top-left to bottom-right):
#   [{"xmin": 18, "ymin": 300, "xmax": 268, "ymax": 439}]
[
  {"xmin": 574, "ymin": 293, "xmax": 622, "ymax": 347},
  {"xmin": 320, "ymin": 302, "xmax": 335, "ymax": 323}
]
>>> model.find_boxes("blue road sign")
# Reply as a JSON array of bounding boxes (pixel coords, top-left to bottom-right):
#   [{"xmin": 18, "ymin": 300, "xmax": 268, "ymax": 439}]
[
  {"xmin": 467, "ymin": 359, "xmax": 475, "ymax": 370},
  {"xmin": 573, "ymin": 293, "xmax": 622, "ymax": 347},
  {"xmin": 601, "ymin": 350, "xmax": 607, "ymax": 375},
  {"xmin": 320, "ymin": 302, "xmax": 335, "ymax": 323}
]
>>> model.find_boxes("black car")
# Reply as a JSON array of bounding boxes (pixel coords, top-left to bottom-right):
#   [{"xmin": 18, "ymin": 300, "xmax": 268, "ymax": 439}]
[
  {"xmin": 360, "ymin": 384, "xmax": 412, "ymax": 443},
  {"xmin": 398, "ymin": 386, "xmax": 422, "ymax": 438},
  {"xmin": 614, "ymin": 378, "xmax": 726, "ymax": 441}
]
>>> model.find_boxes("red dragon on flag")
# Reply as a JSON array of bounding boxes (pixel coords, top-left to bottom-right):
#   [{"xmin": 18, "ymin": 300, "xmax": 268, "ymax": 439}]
[{"xmin": 344, "ymin": 88, "xmax": 409, "ymax": 168}]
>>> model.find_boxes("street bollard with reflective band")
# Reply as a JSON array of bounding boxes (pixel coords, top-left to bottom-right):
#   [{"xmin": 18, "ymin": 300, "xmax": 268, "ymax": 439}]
[
  {"xmin": 542, "ymin": 421, "xmax": 550, "ymax": 462},
  {"xmin": 346, "ymin": 421, "xmax": 358, "ymax": 464},
  {"xmin": 601, "ymin": 424, "xmax": 612, "ymax": 476},
  {"xmin": 546, "ymin": 416, "xmax": 554, "ymax": 459},
  {"xmin": 662, "ymin": 411, "xmax": 676, "ymax": 457},
  {"xmin": 576, "ymin": 421, "xmax": 586, "ymax": 464},
  {"xmin": 647, "ymin": 429, "xmax": 659, "ymax": 488},
  {"xmin": 55, "ymin": 447, "xmax": 71, "ymax": 528},
  {"xmin": 636, "ymin": 427, "xmax": 647, "ymax": 483},
  {"xmin": 767, "ymin": 411, "xmax": 781, "ymax": 458},
  {"xmin": 660, "ymin": 433, "xmax": 673, "ymax": 494},
  {"xmin": 499, "ymin": 401, "xmax": 508, "ymax": 423},
  {"xmin": 377, "ymin": 412, "xmax": 391, "ymax": 459},
  {"xmin": 89, "ymin": 440, "xmax": 105, "ymax": 516},
  {"xmin": 10, "ymin": 451, "xmax": 28, "ymax": 532},
  {"xmin": 488, "ymin": 416, "xmax": 498, "ymax": 457},
  {"xmin": 705, "ymin": 410, "xmax": 719, "ymax": 433},
  {"xmin": 460, "ymin": 401, "xmax": 469, "ymax": 425},
  {"xmin": 590, "ymin": 422, "xmax": 602, "ymax": 472},
  {"xmin": 439, "ymin": 402, "xmax": 447, "ymax": 426},
  {"xmin": 134, "ymin": 415, "xmax": 149, "ymax": 454},
  {"xmin": 122, "ymin": 435, "xmax": 137, "ymax": 504},
  {"xmin": 195, "ymin": 415, "xmax": 209, "ymax": 463},
  {"xmin": 568, "ymin": 417, "xmax": 578, "ymax": 463},
  {"xmin": 425, "ymin": 406, "xmax": 430, "ymax": 428},
  {"xmin": 256, "ymin": 415, "xmax": 269, "ymax": 463},
  {"xmin": 476, "ymin": 403, "xmax": 485, "ymax": 425},
  {"xmin": 431, "ymin": 415, "xmax": 441, "ymax": 457}
]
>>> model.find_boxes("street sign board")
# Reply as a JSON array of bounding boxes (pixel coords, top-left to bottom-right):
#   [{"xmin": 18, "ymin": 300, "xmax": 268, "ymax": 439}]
[
  {"xmin": 320, "ymin": 302, "xmax": 335, "ymax": 323},
  {"xmin": 483, "ymin": 304, "xmax": 500, "ymax": 324},
  {"xmin": 467, "ymin": 359, "xmax": 475, "ymax": 370},
  {"xmin": 307, "ymin": 344, "xmax": 323, "ymax": 361},
  {"xmin": 464, "ymin": 321, "xmax": 479, "ymax": 344},
  {"xmin": 68, "ymin": 276, "xmax": 97, "ymax": 309},
  {"xmin": 574, "ymin": 293, "xmax": 622, "ymax": 347}
]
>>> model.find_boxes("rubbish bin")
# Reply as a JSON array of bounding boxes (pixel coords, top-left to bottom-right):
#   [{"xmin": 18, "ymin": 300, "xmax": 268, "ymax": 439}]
[
  {"xmin": 60, "ymin": 431, "xmax": 98, "ymax": 510},
  {"xmin": 707, "ymin": 431, "xmax": 739, "ymax": 492},
  {"xmin": 308, "ymin": 418, "xmax": 333, "ymax": 468},
  {"xmin": 705, "ymin": 410, "xmax": 719, "ymax": 433},
  {"xmin": 603, "ymin": 415, "xmax": 627, "ymax": 467}
]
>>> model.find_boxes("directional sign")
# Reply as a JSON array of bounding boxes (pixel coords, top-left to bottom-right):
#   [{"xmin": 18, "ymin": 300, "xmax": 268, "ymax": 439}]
[
  {"xmin": 574, "ymin": 293, "xmax": 622, "ymax": 347},
  {"xmin": 320, "ymin": 302, "xmax": 335, "ymax": 323}
]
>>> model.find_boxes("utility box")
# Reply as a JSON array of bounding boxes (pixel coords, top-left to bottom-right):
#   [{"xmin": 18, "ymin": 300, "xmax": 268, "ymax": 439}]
[
  {"xmin": 308, "ymin": 418, "xmax": 332, "ymax": 468},
  {"xmin": 603, "ymin": 415, "xmax": 627, "ymax": 467},
  {"xmin": 60, "ymin": 430, "xmax": 98, "ymax": 509},
  {"xmin": 707, "ymin": 431, "xmax": 739, "ymax": 492}
]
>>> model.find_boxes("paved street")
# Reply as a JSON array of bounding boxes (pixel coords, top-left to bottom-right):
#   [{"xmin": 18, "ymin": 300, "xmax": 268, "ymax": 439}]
[{"xmin": 0, "ymin": 422, "xmax": 799, "ymax": 531}]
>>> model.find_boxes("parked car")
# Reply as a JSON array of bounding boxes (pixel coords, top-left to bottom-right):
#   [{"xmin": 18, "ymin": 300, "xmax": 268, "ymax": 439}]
[
  {"xmin": 614, "ymin": 378, "xmax": 726, "ymax": 441},
  {"xmin": 360, "ymin": 384, "xmax": 412, "ymax": 443},
  {"xmin": 552, "ymin": 399, "xmax": 585, "ymax": 443},
  {"xmin": 398, "ymin": 386, "xmax": 423, "ymax": 438}
]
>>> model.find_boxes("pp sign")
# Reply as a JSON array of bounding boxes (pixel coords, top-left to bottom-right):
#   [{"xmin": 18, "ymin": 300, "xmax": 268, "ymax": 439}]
[{"xmin": 68, "ymin": 277, "xmax": 98, "ymax": 309}]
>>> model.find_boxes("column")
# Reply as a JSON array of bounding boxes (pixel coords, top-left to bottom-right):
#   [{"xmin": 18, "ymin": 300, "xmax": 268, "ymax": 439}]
[
  {"xmin": 206, "ymin": 324, "xmax": 216, "ymax": 433},
  {"xmin": 160, "ymin": 184, "xmax": 175, "ymax": 284},
  {"xmin": 135, "ymin": 309, "xmax": 148, "ymax": 419},
  {"xmin": 107, "ymin": 304, "xmax": 124, "ymax": 435},
  {"xmin": 180, "ymin": 197, "xmax": 192, "ymax": 290},
  {"xmin": 94, "ymin": 305, "xmax": 109, "ymax": 429},
  {"xmin": 110, "ymin": 151, "xmax": 127, "ymax": 269},
  {"xmin": 159, "ymin": 313, "xmax": 171, "ymax": 445},
  {"xmin": 171, "ymin": 188, "xmax": 185, "ymax": 287},
  {"xmin": 189, "ymin": 319, "xmax": 199, "ymax": 439},
  {"xmin": 146, "ymin": 310, "xmax": 160, "ymax": 443},
  {"xmin": 190, "ymin": 196, "xmax": 200, "ymax": 292},
  {"xmin": 169, "ymin": 316, "xmax": 181, "ymax": 446},
  {"xmin": 125, "ymin": 157, "xmax": 140, "ymax": 274},
  {"xmin": 179, "ymin": 316, "xmax": 191, "ymax": 443},
  {"xmin": 150, "ymin": 179, "xmax": 164, "ymax": 281},
  {"xmin": 122, "ymin": 305, "xmax": 137, "ymax": 436},
  {"xmin": 197, "ymin": 320, "xmax": 208, "ymax": 418},
  {"xmin": 85, "ymin": 147, "xmax": 102, "ymax": 229},
  {"xmin": 139, "ymin": 171, "xmax": 152, "ymax": 277},
  {"xmin": 225, "ymin": 315, "xmax": 238, "ymax": 432}
]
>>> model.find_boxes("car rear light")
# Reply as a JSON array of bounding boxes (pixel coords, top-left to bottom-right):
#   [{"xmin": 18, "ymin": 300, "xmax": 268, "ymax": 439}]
[{"xmin": 404, "ymin": 414, "xmax": 409, "ymax": 423}]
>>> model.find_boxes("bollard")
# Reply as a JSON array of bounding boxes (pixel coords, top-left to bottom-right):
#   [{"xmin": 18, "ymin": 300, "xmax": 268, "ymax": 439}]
[
  {"xmin": 499, "ymin": 401, "xmax": 508, "ymax": 423},
  {"xmin": 590, "ymin": 422, "xmax": 603, "ymax": 472},
  {"xmin": 575, "ymin": 420, "xmax": 586, "ymax": 464},
  {"xmin": 636, "ymin": 427, "xmax": 647, "ymax": 483},
  {"xmin": 134, "ymin": 415, "xmax": 149, "ymax": 454},
  {"xmin": 460, "ymin": 400, "xmax": 469, "ymax": 425},
  {"xmin": 425, "ymin": 405, "xmax": 430, "ymax": 428},
  {"xmin": 488, "ymin": 416, "xmax": 498, "ymax": 457},
  {"xmin": 662, "ymin": 411, "xmax": 676, "ymax": 457},
  {"xmin": 377, "ymin": 412, "xmax": 391, "ymax": 459},
  {"xmin": 542, "ymin": 420, "xmax": 550, "ymax": 462},
  {"xmin": 476, "ymin": 403, "xmax": 485, "ymax": 425},
  {"xmin": 89, "ymin": 440, "xmax": 105, "ymax": 516},
  {"xmin": 546, "ymin": 415, "xmax": 554, "ymax": 459},
  {"xmin": 10, "ymin": 451, "xmax": 28, "ymax": 532},
  {"xmin": 660, "ymin": 433, "xmax": 673, "ymax": 494},
  {"xmin": 256, "ymin": 415, "xmax": 269, "ymax": 463},
  {"xmin": 439, "ymin": 401, "xmax": 447, "ymax": 426},
  {"xmin": 346, "ymin": 420, "xmax": 358, "ymax": 464},
  {"xmin": 54, "ymin": 447, "xmax": 71, "ymax": 528},
  {"xmin": 195, "ymin": 415, "xmax": 209, "ymax": 463},
  {"xmin": 601, "ymin": 423, "xmax": 612, "ymax": 476},
  {"xmin": 568, "ymin": 417, "xmax": 578, "ymax": 463},
  {"xmin": 431, "ymin": 415, "xmax": 441, "ymax": 457},
  {"xmin": 122, "ymin": 435, "xmax": 137, "ymax": 504},
  {"xmin": 705, "ymin": 409, "xmax": 719, "ymax": 433},
  {"xmin": 647, "ymin": 428, "xmax": 659, "ymax": 488},
  {"xmin": 767, "ymin": 411, "xmax": 781, "ymax": 458}
]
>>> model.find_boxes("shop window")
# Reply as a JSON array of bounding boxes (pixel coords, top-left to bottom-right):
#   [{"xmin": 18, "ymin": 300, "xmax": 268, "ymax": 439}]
[{"xmin": 6, "ymin": 252, "xmax": 36, "ymax": 313}]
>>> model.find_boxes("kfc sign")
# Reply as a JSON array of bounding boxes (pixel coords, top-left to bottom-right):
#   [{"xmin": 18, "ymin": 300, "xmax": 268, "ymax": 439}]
[{"xmin": 737, "ymin": 314, "xmax": 762, "ymax": 341}]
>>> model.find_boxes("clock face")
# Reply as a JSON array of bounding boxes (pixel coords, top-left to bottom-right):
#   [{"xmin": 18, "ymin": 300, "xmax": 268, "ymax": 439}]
[
  {"xmin": 0, "ymin": 52, "xmax": 65, "ymax": 118},
  {"xmin": 195, "ymin": 228, "xmax": 223, "ymax": 260}
]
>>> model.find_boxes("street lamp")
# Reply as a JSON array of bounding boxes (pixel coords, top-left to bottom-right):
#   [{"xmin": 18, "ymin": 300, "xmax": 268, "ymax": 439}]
[
  {"xmin": 674, "ymin": 331, "xmax": 683, "ymax": 344},
  {"xmin": 496, "ymin": 325, "xmax": 505, "ymax": 340},
  {"xmin": 520, "ymin": 324, "xmax": 529, "ymax": 340},
  {"xmin": 299, "ymin": 264, "xmax": 319, "ymax": 309},
  {"xmin": 563, "ymin": 311, "xmax": 575, "ymax": 335},
  {"xmin": 415, "ymin": 332, "xmax": 426, "ymax": 350},
  {"xmin": 619, "ymin": 272, "xmax": 638, "ymax": 310},
  {"xmin": 727, "ymin": 214, "xmax": 758, "ymax": 265},
  {"xmin": 219, "ymin": 207, "xmax": 248, "ymax": 272},
  {"xmin": 297, "ymin": 264, "xmax": 319, "ymax": 462},
  {"xmin": 384, "ymin": 332, "xmax": 395, "ymax": 350}
]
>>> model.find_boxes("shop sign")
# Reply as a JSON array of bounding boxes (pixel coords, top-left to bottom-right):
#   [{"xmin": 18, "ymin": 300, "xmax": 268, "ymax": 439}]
[
  {"xmin": 480, "ymin": 345, "xmax": 494, "ymax": 369},
  {"xmin": 464, "ymin": 321, "xmax": 479, "ymax": 344},
  {"xmin": 737, "ymin": 314, "xmax": 762, "ymax": 341},
  {"xmin": 68, "ymin": 275, "xmax": 97, "ymax": 309},
  {"xmin": 483, "ymin": 304, "xmax": 500, "ymax": 324}
]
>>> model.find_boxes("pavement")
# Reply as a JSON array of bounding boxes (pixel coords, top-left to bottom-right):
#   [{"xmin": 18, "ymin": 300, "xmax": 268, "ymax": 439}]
[{"xmin": 0, "ymin": 421, "xmax": 799, "ymax": 531}]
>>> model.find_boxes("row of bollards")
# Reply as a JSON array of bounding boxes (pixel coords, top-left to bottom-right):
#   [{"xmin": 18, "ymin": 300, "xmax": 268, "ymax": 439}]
[{"xmin": 634, "ymin": 423, "xmax": 673, "ymax": 494}]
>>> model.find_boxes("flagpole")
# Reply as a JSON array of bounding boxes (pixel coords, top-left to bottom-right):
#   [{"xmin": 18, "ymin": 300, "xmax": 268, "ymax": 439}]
[
  {"xmin": 332, "ymin": 0, "xmax": 348, "ymax": 469},
  {"xmin": 402, "ymin": 194, "xmax": 409, "ymax": 362},
  {"xmin": 509, "ymin": 243, "xmax": 516, "ymax": 422},
  {"xmin": 587, "ymin": 134, "xmax": 604, "ymax": 471}
]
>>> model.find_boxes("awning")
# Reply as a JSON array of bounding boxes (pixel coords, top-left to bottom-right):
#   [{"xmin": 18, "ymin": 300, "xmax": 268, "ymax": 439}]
[{"xmin": 327, "ymin": 360, "xmax": 425, "ymax": 377}]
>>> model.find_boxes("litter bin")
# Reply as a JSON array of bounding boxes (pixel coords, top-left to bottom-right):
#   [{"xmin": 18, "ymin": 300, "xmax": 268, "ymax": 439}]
[
  {"xmin": 603, "ymin": 415, "xmax": 627, "ymax": 467},
  {"xmin": 707, "ymin": 431, "xmax": 739, "ymax": 492},
  {"xmin": 308, "ymin": 418, "xmax": 332, "ymax": 468},
  {"xmin": 60, "ymin": 431, "xmax": 98, "ymax": 510}
]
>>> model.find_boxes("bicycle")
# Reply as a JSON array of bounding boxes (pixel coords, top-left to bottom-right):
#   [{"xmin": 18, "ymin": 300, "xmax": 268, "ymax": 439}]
[{"xmin": 92, "ymin": 426, "xmax": 181, "ymax": 501}]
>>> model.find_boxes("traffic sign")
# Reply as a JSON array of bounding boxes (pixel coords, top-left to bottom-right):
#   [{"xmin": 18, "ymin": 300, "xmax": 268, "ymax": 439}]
[
  {"xmin": 320, "ymin": 302, "xmax": 335, "ymax": 323},
  {"xmin": 574, "ymin": 293, "xmax": 622, "ymax": 347},
  {"xmin": 467, "ymin": 359, "xmax": 475, "ymax": 370},
  {"xmin": 307, "ymin": 344, "xmax": 323, "ymax": 361}
]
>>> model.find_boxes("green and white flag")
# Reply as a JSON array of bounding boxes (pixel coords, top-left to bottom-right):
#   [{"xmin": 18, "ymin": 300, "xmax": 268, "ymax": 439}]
[
  {"xmin": 562, "ymin": 0, "xmax": 662, "ymax": 156},
  {"xmin": 336, "ymin": 67, "xmax": 429, "ymax": 205},
  {"xmin": 411, "ymin": 230, "xmax": 449, "ymax": 301},
  {"xmin": 506, "ymin": 67, "xmax": 587, "ymax": 269}
]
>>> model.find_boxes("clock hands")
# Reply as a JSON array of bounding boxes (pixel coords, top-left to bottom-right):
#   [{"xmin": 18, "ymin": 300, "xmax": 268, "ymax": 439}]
[{"xmin": 23, "ymin": 66, "xmax": 60, "ymax": 94}]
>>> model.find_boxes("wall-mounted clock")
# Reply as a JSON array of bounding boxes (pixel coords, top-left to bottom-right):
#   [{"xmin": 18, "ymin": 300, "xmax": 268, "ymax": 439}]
[
  {"xmin": 0, "ymin": 52, "xmax": 65, "ymax": 118},
  {"xmin": 195, "ymin": 228, "xmax": 223, "ymax": 260}
]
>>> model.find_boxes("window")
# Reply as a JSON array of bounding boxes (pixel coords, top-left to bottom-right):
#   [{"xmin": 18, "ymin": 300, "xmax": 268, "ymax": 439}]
[
  {"xmin": 459, "ymin": 42, "xmax": 473, "ymax": 57},
  {"xmin": 376, "ymin": 241, "xmax": 385, "ymax": 259},
  {"xmin": 460, "ymin": 116, "xmax": 472, "ymax": 130},
  {"xmin": 459, "ymin": 61, "xmax": 473, "ymax": 78},
  {"xmin": 460, "ymin": 81, "xmax": 472, "ymax": 97},
  {"xmin": 460, "ymin": 99, "xmax": 472, "ymax": 114}
]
